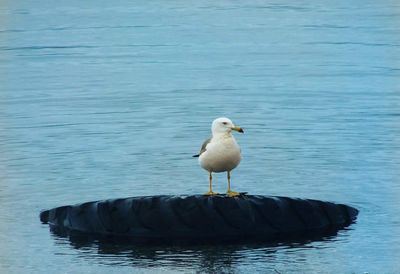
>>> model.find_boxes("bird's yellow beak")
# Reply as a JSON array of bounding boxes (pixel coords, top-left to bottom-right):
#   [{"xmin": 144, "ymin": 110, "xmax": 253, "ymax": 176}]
[{"xmin": 231, "ymin": 126, "xmax": 244, "ymax": 133}]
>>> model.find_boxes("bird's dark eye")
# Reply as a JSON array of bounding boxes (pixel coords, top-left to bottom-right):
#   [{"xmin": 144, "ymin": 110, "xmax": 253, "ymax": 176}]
[{"xmin": 222, "ymin": 122, "xmax": 228, "ymax": 125}]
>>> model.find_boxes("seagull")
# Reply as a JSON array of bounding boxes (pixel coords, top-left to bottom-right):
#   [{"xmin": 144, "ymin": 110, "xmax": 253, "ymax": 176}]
[{"xmin": 193, "ymin": 117, "xmax": 244, "ymax": 197}]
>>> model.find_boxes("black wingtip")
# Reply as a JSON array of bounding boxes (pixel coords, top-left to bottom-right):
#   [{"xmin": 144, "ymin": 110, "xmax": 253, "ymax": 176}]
[{"xmin": 192, "ymin": 154, "xmax": 200, "ymax": 158}]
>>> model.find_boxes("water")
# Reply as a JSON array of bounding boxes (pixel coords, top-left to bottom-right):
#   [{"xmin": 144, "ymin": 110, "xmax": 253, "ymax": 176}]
[{"xmin": 1, "ymin": 0, "xmax": 400, "ymax": 273}]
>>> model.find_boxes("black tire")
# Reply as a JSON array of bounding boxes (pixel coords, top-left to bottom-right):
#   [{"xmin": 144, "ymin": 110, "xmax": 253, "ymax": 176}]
[{"xmin": 40, "ymin": 194, "xmax": 358, "ymax": 244}]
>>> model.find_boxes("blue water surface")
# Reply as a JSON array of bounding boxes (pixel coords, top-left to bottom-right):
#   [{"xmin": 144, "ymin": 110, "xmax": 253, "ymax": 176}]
[{"xmin": 1, "ymin": 0, "xmax": 400, "ymax": 273}]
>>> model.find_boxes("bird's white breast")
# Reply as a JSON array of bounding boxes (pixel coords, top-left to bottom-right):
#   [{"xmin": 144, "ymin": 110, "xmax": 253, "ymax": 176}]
[{"xmin": 199, "ymin": 135, "xmax": 241, "ymax": 173}]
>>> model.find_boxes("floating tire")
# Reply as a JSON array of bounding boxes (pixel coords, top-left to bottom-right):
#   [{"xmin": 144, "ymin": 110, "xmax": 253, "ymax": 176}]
[{"xmin": 40, "ymin": 194, "xmax": 358, "ymax": 244}]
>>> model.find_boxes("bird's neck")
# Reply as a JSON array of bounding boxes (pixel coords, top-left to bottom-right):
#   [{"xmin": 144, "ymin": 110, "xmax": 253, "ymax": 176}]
[{"xmin": 213, "ymin": 132, "xmax": 233, "ymax": 140}]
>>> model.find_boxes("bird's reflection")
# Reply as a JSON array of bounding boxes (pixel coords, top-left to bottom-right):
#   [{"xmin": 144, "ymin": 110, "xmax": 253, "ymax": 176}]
[{"xmin": 49, "ymin": 227, "xmax": 349, "ymax": 272}]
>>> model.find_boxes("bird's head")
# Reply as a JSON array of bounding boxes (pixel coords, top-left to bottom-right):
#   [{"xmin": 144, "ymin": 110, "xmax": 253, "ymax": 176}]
[{"xmin": 211, "ymin": 117, "xmax": 244, "ymax": 135}]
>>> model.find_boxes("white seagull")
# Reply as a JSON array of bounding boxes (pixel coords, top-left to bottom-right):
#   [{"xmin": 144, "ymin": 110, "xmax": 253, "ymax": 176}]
[{"xmin": 193, "ymin": 117, "xmax": 244, "ymax": 197}]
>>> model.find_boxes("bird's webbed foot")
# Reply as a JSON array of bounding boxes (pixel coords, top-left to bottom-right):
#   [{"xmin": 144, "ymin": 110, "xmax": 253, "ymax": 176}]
[
  {"xmin": 226, "ymin": 190, "xmax": 240, "ymax": 197},
  {"xmin": 204, "ymin": 191, "xmax": 219, "ymax": 196}
]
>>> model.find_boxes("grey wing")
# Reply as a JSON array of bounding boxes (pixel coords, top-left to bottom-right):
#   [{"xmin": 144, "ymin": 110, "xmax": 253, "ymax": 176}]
[{"xmin": 192, "ymin": 137, "xmax": 211, "ymax": 157}]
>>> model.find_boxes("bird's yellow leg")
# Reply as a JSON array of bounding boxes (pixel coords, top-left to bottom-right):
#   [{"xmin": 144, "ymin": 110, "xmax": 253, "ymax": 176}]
[
  {"xmin": 205, "ymin": 172, "xmax": 218, "ymax": 196},
  {"xmin": 226, "ymin": 171, "xmax": 240, "ymax": 197}
]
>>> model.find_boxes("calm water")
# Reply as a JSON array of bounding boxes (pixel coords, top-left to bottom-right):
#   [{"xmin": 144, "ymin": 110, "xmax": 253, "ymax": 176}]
[{"xmin": 1, "ymin": 0, "xmax": 400, "ymax": 273}]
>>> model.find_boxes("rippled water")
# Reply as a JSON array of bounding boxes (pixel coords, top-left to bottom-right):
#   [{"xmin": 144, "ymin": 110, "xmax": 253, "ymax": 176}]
[{"xmin": 1, "ymin": 1, "xmax": 400, "ymax": 273}]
